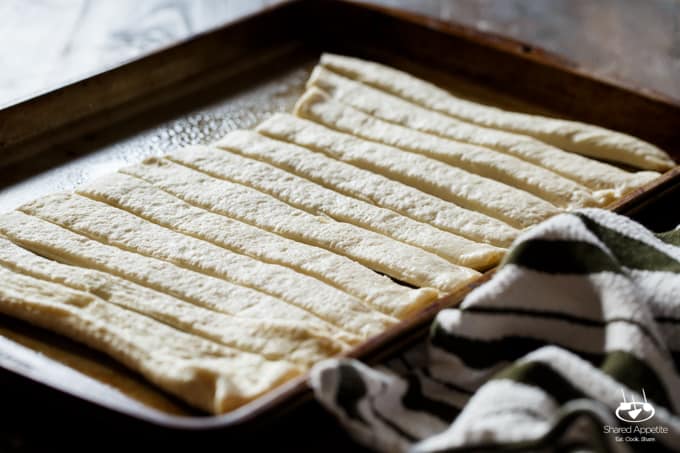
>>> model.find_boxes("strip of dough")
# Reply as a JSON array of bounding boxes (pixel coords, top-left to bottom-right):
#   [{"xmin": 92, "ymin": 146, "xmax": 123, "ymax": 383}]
[
  {"xmin": 0, "ymin": 236, "xmax": 346, "ymax": 366},
  {"xmin": 255, "ymin": 114, "xmax": 558, "ymax": 228},
  {"xmin": 0, "ymin": 211, "xmax": 356, "ymax": 344},
  {"xmin": 77, "ymin": 172, "xmax": 437, "ymax": 316},
  {"xmin": 213, "ymin": 132, "xmax": 504, "ymax": 266},
  {"xmin": 296, "ymin": 88, "xmax": 599, "ymax": 209},
  {"xmin": 180, "ymin": 138, "xmax": 503, "ymax": 270},
  {"xmin": 121, "ymin": 158, "xmax": 480, "ymax": 296},
  {"xmin": 243, "ymin": 122, "xmax": 519, "ymax": 247},
  {"xmin": 0, "ymin": 322, "xmax": 187, "ymax": 415},
  {"xmin": 320, "ymin": 53, "xmax": 675, "ymax": 172},
  {"xmin": 0, "ymin": 263, "xmax": 300, "ymax": 414},
  {"xmin": 19, "ymin": 194, "xmax": 396, "ymax": 340},
  {"xmin": 309, "ymin": 66, "xmax": 660, "ymax": 195}
]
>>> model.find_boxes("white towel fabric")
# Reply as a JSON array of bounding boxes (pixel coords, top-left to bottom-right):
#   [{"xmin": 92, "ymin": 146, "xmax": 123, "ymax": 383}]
[{"xmin": 310, "ymin": 209, "xmax": 680, "ymax": 452}]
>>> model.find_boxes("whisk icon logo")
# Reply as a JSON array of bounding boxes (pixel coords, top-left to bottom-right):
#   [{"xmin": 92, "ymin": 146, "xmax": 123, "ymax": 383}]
[{"xmin": 615, "ymin": 389, "xmax": 655, "ymax": 423}]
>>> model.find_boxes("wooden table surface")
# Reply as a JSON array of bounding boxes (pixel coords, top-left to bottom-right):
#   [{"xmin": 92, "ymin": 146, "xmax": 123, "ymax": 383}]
[{"xmin": 0, "ymin": 1, "xmax": 678, "ymax": 451}]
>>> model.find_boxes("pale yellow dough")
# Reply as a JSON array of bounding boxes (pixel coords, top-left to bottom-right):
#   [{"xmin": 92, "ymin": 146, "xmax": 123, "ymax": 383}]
[
  {"xmin": 320, "ymin": 53, "xmax": 675, "ymax": 171},
  {"xmin": 308, "ymin": 66, "xmax": 660, "ymax": 195},
  {"xmin": 0, "ymin": 263, "xmax": 300, "ymax": 414},
  {"xmin": 189, "ymin": 135, "xmax": 504, "ymax": 270},
  {"xmin": 296, "ymin": 87, "xmax": 598, "ymax": 209},
  {"xmin": 0, "ymin": 211, "xmax": 357, "ymax": 344},
  {"xmin": 77, "ymin": 171, "xmax": 438, "ymax": 317},
  {"xmin": 256, "ymin": 113, "xmax": 559, "ymax": 228},
  {"xmin": 252, "ymin": 120, "xmax": 520, "ymax": 247},
  {"xmin": 19, "ymin": 193, "xmax": 397, "ymax": 340},
  {"xmin": 0, "ymin": 236, "xmax": 347, "ymax": 366},
  {"xmin": 122, "ymin": 158, "xmax": 480, "ymax": 295}
]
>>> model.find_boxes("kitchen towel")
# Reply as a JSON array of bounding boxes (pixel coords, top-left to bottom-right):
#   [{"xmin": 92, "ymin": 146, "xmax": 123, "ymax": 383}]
[{"xmin": 310, "ymin": 208, "xmax": 680, "ymax": 452}]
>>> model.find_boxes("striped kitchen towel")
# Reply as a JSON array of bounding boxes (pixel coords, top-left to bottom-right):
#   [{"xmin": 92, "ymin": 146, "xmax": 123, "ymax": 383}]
[{"xmin": 310, "ymin": 209, "xmax": 680, "ymax": 452}]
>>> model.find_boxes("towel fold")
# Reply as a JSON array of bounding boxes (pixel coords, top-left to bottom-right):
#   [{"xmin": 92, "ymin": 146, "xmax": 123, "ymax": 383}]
[{"xmin": 310, "ymin": 209, "xmax": 680, "ymax": 452}]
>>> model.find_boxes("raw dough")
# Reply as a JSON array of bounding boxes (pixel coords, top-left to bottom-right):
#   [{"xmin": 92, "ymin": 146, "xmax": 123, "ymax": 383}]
[
  {"xmin": 77, "ymin": 171, "xmax": 438, "ymax": 317},
  {"xmin": 19, "ymin": 193, "xmax": 397, "ymax": 339},
  {"xmin": 2, "ymin": 53, "xmax": 663, "ymax": 415},
  {"xmin": 186, "ymin": 136, "xmax": 504, "ymax": 270},
  {"xmin": 309, "ymin": 66, "xmax": 660, "ymax": 195},
  {"xmin": 255, "ymin": 113, "xmax": 559, "ymax": 228},
  {"xmin": 320, "ymin": 53, "xmax": 675, "ymax": 171},
  {"xmin": 295, "ymin": 87, "xmax": 598, "ymax": 209},
  {"xmin": 250, "ymin": 120, "xmax": 520, "ymax": 247},
  {"xmin": 121, "ymin": 158, "xmax": 481, "ymax": 295},
  {"xmin": 0, "ymin": 263, "xmax": 299, "ymax": 414},
  {"xmin": 0, "ymin": 211, "xmax": 356, "ymax": 344},
  {"xmin": 0, "ymin": 236, "xmax": 347, "ymax": 366}
]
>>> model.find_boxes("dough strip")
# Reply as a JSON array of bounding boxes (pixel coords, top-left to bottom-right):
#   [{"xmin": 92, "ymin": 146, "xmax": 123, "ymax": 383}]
[
  {"xmin": 77, "ymin": 171, "xmax": 438, "ymax": 317},
  {"xmin": 0, "ymin": 263, "xmax": 300, "ymax": 414},
  {"xmin": 295, "ymin": 88, "xmax": 598, "ymax": 209},
  {"xmin": 187, "ymin": 136, "xmax": 504, "ymax": 270},
  {"xmin": 256, "ymin": 114, "xmax": 558, "ymax": 228},
  {"xmin": 19, "ymin": 193, "xmax": 396, "ymax": 339},
  {"xmin": 309, "ymin": 66, "xmax": 660, "ymax": 195},
  {"xmin": 121, "ymin": 158, "xmax": 481, "ymax": 297},
  {"xmin": 320, "ymin": 53, "xmax": 675, "ymax": 171}
]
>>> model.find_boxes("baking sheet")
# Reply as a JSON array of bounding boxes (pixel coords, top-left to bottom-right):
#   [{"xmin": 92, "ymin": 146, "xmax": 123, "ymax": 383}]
[
  {"xmin": 0, "ymin": 45, "xmax": 528, "ymax": 419},
  {"xmin": 0, "ymin": 55, "xmax": 314, "ymax": 213},
  {"xmin": 0, "ymin": 0, "xmax": 679, "ymax": 431}
]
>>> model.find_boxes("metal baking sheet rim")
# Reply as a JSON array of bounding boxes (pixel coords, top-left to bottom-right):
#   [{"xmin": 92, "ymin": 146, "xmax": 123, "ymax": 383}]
[{"xmin": 0, "ymin": 0, "xmax": 679, "ymax": 430}]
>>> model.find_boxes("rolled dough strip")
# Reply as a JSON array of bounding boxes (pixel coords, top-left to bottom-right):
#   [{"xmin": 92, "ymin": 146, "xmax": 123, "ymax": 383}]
[
  {"xmin": 0, "ymin": 211, "xmax": 357, "ymax": 344},
  {"xmin": 255, "ymin": 114, "xmax": 558, "ymax": 228},
  {"xmin": 122, "ymin": 158, "xmax": 480, "ymax": 297},
  {"xmin": 320, "ymin": 53, "xmax": 675, "ymax": 172},
  {"xmin": 309, "ymin": 66, "xmax": 660, "ymax": 195},
  {"xmin": 77, "ymin": 171, "xmax": 437, "ymax": 316},
  {"xmin": 249, "ymin": 120, "xmax": 519, "ymax": 247},
  {"xmin": 0, "ymin": 236, "xmax": 347, "ymax": 366},
  {"xmin": 295, "ymin": 88, "xmax": 598, "ymax": 209},
  {"xmin": 183, "ymin": 137, "xmax": 503, "ymax": 270},
  {"xmin": 0, "ymin": 263, "xmax": 300, "ymax": 414},
  {"xmin": 19, "ymin": 194, "xmax": 396, "ymax": 339}
]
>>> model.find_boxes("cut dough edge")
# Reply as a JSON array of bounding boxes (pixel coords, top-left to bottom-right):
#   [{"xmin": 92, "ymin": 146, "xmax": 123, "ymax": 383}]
[
  {"xmin": 0, "ymin": 321, "xmax": 187, "ymax": 415},
  {"xmin": 123, "ymin": 157, "xmax": 480, "ymax": 295},
  {"xmin": 320, "ymin": 53, "xmax": 675, "ymax": 172},
  {"xmin": 308, "ymin": 65, "xmax": 661, "ymax": 196},
  {"xmin": 0, "ymin": 235, "xmax": 348, "ymax": 367},
  {"xmin": 295, "ymin": 87, "xmax": 599, "ymax": 209},
  {"xmin": 18, "ymin": 193, "xmax": 396, "ymax": 340},
  {"xmin": 77, "ymin": 170, "xmax": 439, "ymax": 318},
  {"xmin": 181, "ymin": 136, "xmax": 504, "ymax": 270},
  {"xmin": 0, "ymin": 261, "xmax": 301, "ymax": 414}
]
